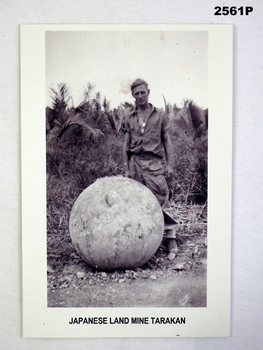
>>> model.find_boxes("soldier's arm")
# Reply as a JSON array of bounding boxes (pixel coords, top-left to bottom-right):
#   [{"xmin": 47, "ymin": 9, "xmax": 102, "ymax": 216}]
[
  {"xmin": 123, "ymin": 132, "xmax": 131, "ymax": 177},
  {"xmin": 162, "ymin": 130, "xmax": 173, "ymax": 177}
]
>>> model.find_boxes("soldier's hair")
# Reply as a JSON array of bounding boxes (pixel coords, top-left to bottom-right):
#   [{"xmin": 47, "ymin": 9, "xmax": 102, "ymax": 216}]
[{"xmin": 131, "ymin": 78, "xmax": 148, "ymax": 92}]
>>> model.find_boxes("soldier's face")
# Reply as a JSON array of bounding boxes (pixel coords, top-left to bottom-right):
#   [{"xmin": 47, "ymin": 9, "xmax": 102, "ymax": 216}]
[{"xmin": 132, "ymin": 84, "xmax": 150, "ymax": 106}]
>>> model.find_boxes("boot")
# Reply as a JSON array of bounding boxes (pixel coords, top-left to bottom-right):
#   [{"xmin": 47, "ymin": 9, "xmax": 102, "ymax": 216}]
[{"xmin": 167, "ymin": 238, "xmax": 178, "ymax": 260}]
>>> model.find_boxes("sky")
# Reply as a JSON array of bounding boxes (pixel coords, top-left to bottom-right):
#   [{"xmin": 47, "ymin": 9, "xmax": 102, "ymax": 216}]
[{"xmin": 46, "ymin": 30, "xmax": 208, "ymax": 110}]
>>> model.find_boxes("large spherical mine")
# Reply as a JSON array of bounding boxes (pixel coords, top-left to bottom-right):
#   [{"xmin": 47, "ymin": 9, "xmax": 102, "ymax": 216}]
[{"xmin": 69, "ymin": 176, "xmax": 164, "ymax": 270}]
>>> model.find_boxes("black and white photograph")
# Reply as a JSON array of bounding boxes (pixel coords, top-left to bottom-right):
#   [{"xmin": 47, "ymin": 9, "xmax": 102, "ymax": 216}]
[
  {"xmin": 2, "ymin": 0, "xmax": 263, "ymax": 347},
  {"xmin": 46, "ymin": 30, "xmax": 208, "ymax": 308},
  {"xmin": 21, "ymin": 24, "xmax": 232, "ymax": 338}
]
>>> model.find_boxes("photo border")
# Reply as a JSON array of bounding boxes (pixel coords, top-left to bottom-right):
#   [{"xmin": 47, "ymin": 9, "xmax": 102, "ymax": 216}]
[{"xmin": 21, "ymin": 24, "xmax": 232, "ymax": 338}]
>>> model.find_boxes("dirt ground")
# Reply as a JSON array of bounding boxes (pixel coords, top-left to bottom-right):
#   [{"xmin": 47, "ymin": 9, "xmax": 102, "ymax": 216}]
[{"xmin": 47, "ymin": 222, "xmax": 207, "ymax": 308}]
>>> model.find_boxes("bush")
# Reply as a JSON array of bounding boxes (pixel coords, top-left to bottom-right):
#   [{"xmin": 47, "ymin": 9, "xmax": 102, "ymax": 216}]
[{"xmin": 46, "ymin": 131, "xmax": 125, "ymax": 232}]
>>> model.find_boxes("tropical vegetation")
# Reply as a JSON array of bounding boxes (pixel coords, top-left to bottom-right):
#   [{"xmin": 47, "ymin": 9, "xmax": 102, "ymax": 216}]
[{"xmin": 46, "ymin": 82, "xmax": 208, "ymax": 233}]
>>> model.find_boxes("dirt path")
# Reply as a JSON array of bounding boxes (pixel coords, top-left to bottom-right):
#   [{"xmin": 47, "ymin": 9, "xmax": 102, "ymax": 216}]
[
  {"xmin": 48, "ymin": 270, "xmax": 206, "ymax": 308},
  {"xmin": 47, "ymin": 233, "xmax": 207, "ymax": 308}
]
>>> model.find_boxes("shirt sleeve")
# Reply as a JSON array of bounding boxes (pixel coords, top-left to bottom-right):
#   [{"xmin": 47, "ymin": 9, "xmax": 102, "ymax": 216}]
[{"xmin": 123, "ymin": 107, "xmax": 135, "ymax": 133}]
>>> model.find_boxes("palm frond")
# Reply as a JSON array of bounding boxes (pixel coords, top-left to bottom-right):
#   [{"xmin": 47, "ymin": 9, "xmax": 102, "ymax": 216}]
[
  {"xmin": 115, "ymin": 106, "xmax": 127, "ymax": 133},
  {"xmin": 107, "ymin": 111, "xmax": 117, "ymax": 130},
  {"xmin": 121, "ymin": 102, "xmax": 134, "ymax": 109},
  {"xmin": 172, "ymin": 100, "xmax": 208, "ymax": 139},
  {"xmin": 83, "ymin": 83, "xmax": 95, "ymax": 101},
  {"xmin": 58, "ymin": 110, "xmax": 104, "ymax": 142},
  {"xmin": 187, "ymin": 100, "xmax": 204, "ymax": 130},
  {"xmin": 103, "ymin": 97, "xmax": 110, "ymax": 112},
  {"xmin": 162, "ymin": 95, "xmax": 173, "ymax": 115},
  {"xmin": 50, "ymin": 82, "xmax": 71, "ymax": 109}
]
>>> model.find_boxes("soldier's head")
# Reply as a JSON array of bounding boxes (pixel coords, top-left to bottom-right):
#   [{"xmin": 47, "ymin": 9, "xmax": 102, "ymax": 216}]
[{"xmin": 131, "ymin": 79, "xmax": 150, "ymax": 107}]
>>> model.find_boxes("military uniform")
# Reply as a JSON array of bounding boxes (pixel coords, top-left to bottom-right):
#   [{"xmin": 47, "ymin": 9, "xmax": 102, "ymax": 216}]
[{"xmin": 124, "ymin": 104, "xmax": 177, "ymax": 236}]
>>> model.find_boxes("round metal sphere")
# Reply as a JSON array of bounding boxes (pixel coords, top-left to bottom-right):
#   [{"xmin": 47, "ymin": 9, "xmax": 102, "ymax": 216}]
[{"xmin": 69, "ymin": 176, "xmax": 164, "ymax": 270}]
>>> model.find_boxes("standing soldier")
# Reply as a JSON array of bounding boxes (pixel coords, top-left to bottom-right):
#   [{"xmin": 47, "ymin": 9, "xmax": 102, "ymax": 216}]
[{"xmin": 123, "ymin": 78, "xmax": 178, "ymax": 260}]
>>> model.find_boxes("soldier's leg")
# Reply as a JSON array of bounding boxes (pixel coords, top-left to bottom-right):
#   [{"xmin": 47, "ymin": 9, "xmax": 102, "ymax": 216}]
[
  {"xmin": 128, "ymin": 154, "xmax": 144, "ymax": 184},
  {"xmin": 142, "ymin": 159, "xmax": 178, "ymax": 260}
]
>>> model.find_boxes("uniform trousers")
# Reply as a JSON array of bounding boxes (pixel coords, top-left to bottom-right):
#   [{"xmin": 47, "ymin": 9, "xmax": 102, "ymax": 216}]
[{"xmin": 128, "ymin": 153, "xmax": 177, "ymax": 238}]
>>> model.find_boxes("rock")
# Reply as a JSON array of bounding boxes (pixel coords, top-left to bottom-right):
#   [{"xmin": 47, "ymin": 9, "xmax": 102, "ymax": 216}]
[
  {"xmin": 173, "ymin": 262, "xmax": 186, "ymax": 270},
  {"xmin": 118, "ymin": 278, "xmax": 126, "ymax": 284},
  {"xmin": 76, "ymin": 271, "xmax": 85, "ymax": 279},
  {"xmin": 70, "ymin": 252, "xmax": 80, "ymax": 259},
  {"xmin": 47, "ymin": 266, "xmax": 55, "ymax": 273},
  {"xmin": 150, "ymin": 275, "xmax": 157, "ymax": 280},
  {"xmin": 64, "ymin": 276, "xmax": 72, "ymax": 281},
  {"xmin": 192, "ymin": 245, "xmax": 199, "ymax": 258},
  {"xmin": 141, "ymin": 274, "xmax": 149, "ymax": 279}
]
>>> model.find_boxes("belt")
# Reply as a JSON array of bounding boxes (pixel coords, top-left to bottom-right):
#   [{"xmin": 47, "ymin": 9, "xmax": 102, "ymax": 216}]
[{"xmin": 133, "ymin": 152, "xmax": 161, "ymax": 160}]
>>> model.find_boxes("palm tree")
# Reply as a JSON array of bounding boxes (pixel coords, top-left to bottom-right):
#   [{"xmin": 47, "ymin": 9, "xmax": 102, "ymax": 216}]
[
  {"xmin": 168, "ymin": 99, "xmax": 208, "ymax": 204},
  {"xmin": 47, "ymin": 83, "xmax": 103, "ymax": 145},
  {"xmin": 77, "ymin": 86, "xmax": 116, "ymax": 133},
  {"xmin": 171, "ymin": 99, "xmax": 208, "ymax": 140}
]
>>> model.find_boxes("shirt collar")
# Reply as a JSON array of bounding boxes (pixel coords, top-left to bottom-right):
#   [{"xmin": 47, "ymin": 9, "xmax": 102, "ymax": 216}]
[{"xmin": 131, "ymin": 103, "xmax": 156, "ymax": 116}]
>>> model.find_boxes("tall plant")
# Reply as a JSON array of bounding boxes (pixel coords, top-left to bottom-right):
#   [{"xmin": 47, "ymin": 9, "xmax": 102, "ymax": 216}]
[
  {"xmin": 171, "ymin": 99, "xmax": 207, "ymax": 140},
  {"xmin": 47, "ymin": 83, "xmax": 103, "ymax": 146},
  {"xmin": 168, "ymin": 100, "xmax": 208, "ymax": 204},
  {"xmin": 76, "ymin": 84, "xmax": 115, "ymax": 134}
]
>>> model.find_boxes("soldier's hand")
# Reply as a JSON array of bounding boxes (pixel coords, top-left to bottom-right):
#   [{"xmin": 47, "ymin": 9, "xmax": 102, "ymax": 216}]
[
  {"xmin": 165, "ymin": 165, "xmax": 173, "ymax": 179},
  {"xmin": 125, "ymin": 170, "xmax": 131, "ymax": 178}
]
